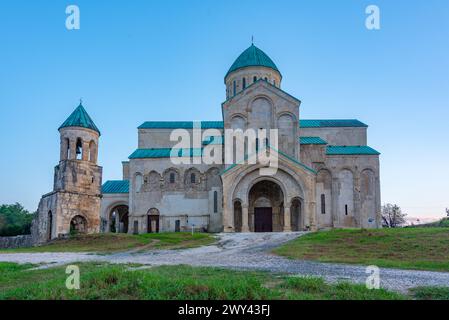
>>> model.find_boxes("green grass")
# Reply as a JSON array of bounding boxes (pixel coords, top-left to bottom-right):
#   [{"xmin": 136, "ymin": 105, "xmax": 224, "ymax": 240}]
[
  {"xmin": 410, "ymin": 286, "xmax": 449, "ymax": 300},
  {"xmin": 0, "ymin": 232, "xmax": 216, "ymax": 254},
  {"xmin": 273, "ymin": 228, "xmax": 449, "ymax": 272},
  {"xmin": 0, "ymin": 262, "xmax": 406, "ymax": 300}
]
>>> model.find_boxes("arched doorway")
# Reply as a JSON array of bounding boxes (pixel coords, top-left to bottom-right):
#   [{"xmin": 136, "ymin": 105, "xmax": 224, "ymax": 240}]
[
  {"xmin": 70, "ymin": 215, "xmax": 88, "ymax": 234},
  {"xmin": 249, "ymin": 180, "xmax": 284, "ymax": 232},
  {"xmin": 233, "ymin": 200, "xmax": 242, "ymax": 232},
  {"xmin": 291, "ymin": 198, "xmax": 303, "ymax": 231},
  {"xmin": 147, "ymin": 208, "xmax": 160, "ymax": 233},
  {"xmin": 109, "ymin": 205, "xmax": 129, "ymax": 233},
  {"xmin": 47, "ymin": 211, "xmax": 52, "ymax": 240}
]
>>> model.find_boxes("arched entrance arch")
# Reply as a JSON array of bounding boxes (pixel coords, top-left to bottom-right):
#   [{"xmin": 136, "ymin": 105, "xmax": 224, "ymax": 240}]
[
  {"xmin": 249, "ymin": 180, "xmax": 284, "ymax": 232},
  {"xmin": 290, "ymin": 197, "xmax": 303, "ymax": 231},
  {"xmin": 147, "ymin": 208, "xmax": 160, "ymax": 233},
  {"xmin": 70, "ymin": 215, "xmax": 88, "ymax": 234},
  {"xmin": 109, "ymin": 205, "xmax": 129, "ymax": 233}
]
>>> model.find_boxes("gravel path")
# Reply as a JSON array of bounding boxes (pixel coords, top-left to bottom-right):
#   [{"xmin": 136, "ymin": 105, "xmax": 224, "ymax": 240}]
[{"xmin": 1, "ymin": 232, "xmax": 448, "ymax": 293}]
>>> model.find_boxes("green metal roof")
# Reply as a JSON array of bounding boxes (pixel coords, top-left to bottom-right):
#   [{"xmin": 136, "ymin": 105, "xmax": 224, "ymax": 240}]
[
  {"xmin": 129, "ymin": 148, "xmax": 204, "ymax": 159},
  {"xmin": 300, "ymin": 119, "xmax": 368, "ymax": 128},
  {"xmin": 59, "ymin": 104, "xmax": 101, "ymax": 134},
  {"xmin": 138, "ymin": 119, "xmax": 368, "ymax": 130},
  {"xmin": 326, "ymin": 146, "xmax": 380, "ymax": 155},
  {"xmin": 102, "ymin": 180, "xmax": 129, "ymax": 194},
  {"xmin": 225, "ymin": 44, "xmax": 280, "ymax": 79},
  {"xmin": 138, "ymin": 121, "xmax": 224, "ymax": 129},
  {"xmin": 300, "ymin": 137, "xmax": 327, "ymax": 145}
]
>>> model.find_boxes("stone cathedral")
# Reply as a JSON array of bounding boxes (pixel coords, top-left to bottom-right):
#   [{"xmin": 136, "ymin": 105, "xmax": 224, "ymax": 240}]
[{"xmin": 34, "ymin": 44, "xmax": 381, "ymax": 242}]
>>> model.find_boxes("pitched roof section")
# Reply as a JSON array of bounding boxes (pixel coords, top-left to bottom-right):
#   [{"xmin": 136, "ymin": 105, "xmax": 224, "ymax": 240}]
[
  {"xmin": 300, "ymin": 119, "xmax": 368, "ymax": 128},
  {"xmin": 102, "ymin": 180, "xmax": 129, "ymax": 194},
  {"xmin": 129, "ymin": 148, "xmax": 203, "ymax": 159},
  {"xmin": 225, "ymin": 44, "xmax": 280, "ymax": 79},
  {"xmin": 300, "ymin": 137, "xmax": 327, "ymax": 145},
  {"xmin": 138, "ymin": 121, "xmax": 224, "ymax": 129},
  {"xmin": 326, "ymin": 146, "xmax": 380, "ymax": 155},
  {"xmin": 59, "ymin": 104, "xmax": 101, "ymax": 135},
  {"xmin": 138, "ymin": 119, "xmax": 368, "ymax": 130}
]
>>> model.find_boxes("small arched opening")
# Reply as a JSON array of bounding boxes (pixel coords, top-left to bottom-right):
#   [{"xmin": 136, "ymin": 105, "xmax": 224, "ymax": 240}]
[
  {"xmin": 290, "ymin": 198, "xmax": 303, "ymax": 231},
  {"xmin": 47, "ymin": 211, "xmax": 53, "ymax": 241},
  {"xmin": 75, "ymin": 138, "xmax": 83, "ymax": 160},
  {"xmin": 109, "ymin": 205, "xmax": 129, "ymax": 233},
  {"xmin": 70, "ymin": 215, "xmax": 88, "ymax": 235},
  {"xmin": 147, "ymin": 208, "xmax": 160, "ymax": 233},
  {"xmin": 233, "ymin": 200, "xmax": 242, "ymax": 232}
]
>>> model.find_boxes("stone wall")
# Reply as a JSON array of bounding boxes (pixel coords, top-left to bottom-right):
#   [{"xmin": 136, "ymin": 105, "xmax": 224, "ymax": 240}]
[{"xmin": 0, "ymin": 235, "xmax": 33, "ymax": 249}]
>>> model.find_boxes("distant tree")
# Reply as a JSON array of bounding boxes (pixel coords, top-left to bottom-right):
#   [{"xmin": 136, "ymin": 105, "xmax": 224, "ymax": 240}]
[
  {"xmin": 446, "ymin": 208, "xmax": 449, "ymax": 217},
  {"xmin": 381, "ymin": 204, "xmax": 407, "ymax": 228},
  {"xmin": 0, "ymin": 203, "xmax": 35, "ymax": 236}
]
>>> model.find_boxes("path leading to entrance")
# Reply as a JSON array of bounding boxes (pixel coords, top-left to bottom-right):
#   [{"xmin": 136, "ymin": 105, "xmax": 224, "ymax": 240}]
[{"xmin": 1, "ymin": 232, "xmax": 449, "ymax": 293}]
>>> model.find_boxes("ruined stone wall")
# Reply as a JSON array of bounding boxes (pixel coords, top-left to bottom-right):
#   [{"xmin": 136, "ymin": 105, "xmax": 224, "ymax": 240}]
[{"xmin": 0, "ymin": 235, "xmax": 33, "ymax": 249}]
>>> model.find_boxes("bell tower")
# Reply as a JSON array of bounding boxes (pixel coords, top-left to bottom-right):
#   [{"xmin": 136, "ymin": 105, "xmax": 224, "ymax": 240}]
[{"xmin": 33, "ymin": 102, "xmax": 102, "ymax": 243}]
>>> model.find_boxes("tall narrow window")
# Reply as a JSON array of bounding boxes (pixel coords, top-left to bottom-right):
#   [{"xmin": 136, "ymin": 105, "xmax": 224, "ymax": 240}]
[
  {"xmin": 253, "ymin": 76, "xmax": 257, "ymax": 83},
  {"xmin": 213, "ymin": 191, "xmax": 218, "ymax": 213},
  {"xmin": 345, "ymin": 204, "xmax": 348, "ymax": 216},
  {"xmin": 170, "ymin": 172, "xmax": 175, "ymax": 184},
  {"xmin": 190, "ymin": 172, "xmax": 196, "ymax": 184},
  {"xmin": 65, "ymin": 138, "xmax": 70, "ymax": 159},
  {"xmin": 255, "ymin": 138, "xmax": 259, "ymax": 152},
  {"xmin": 233, "ymin": 80, "xmax": 236, "ymax": 96},
  {"xmin": 321, "ymin": 194, "xmax": 326, "ymax": 214},
  {"xmin": 76, "ymin": 138, "xmax": 83, "ymax": 160},
  {"xmin": 273, "ymin": 80, "xmax": 276, "ymax": 87}
]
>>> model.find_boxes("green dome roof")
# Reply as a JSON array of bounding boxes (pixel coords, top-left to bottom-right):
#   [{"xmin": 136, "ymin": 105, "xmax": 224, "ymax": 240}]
[
  {"xmin": 59, "ymin": 103, "xmax": 100, "ymax": 135},
  {"xmin": 225, "ymin": 44, "xmax": 280, "ymax": 79}
]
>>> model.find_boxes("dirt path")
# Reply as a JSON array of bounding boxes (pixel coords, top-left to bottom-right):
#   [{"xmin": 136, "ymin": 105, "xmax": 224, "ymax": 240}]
[{"xmin": 1, "ymin": 232, "xmax": 448, "ymax": 293}]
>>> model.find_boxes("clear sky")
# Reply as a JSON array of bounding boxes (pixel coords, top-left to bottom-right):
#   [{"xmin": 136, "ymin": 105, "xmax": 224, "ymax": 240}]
[{"xmin": 0, "ymin": 0, "xmax": 448, "ymax": 220}]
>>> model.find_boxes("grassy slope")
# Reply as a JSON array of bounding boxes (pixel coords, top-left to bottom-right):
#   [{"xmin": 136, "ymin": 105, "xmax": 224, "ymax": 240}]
[
  {"xmin": 0, "ymin": 262, "xmax": 406, "ymax": 300},
  {"xmin": 0, "ymin": 232, "xmax": 215, "ymax": 254},
  {"xmin": 273, "ymin": 228, "xmax": 449, "ymax": 272}
]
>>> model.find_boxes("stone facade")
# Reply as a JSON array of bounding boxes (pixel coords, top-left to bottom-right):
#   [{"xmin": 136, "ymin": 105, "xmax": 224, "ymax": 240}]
[
  {"xmin": 32, "ymin": 44, "xmax": 381, "ymax": 244},
  {"xmin": 101, "ymin": 44, "xmax": 382, "ymax": 234},
  {"xmin": 33, "ymin": 110, "xmax": 102, "ymax": 244}
]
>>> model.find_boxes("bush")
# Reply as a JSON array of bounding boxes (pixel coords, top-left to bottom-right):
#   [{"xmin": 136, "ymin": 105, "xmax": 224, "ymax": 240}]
[{"xmin": 0, "ymin": 203, "xmax": 35, "ymax": 236}]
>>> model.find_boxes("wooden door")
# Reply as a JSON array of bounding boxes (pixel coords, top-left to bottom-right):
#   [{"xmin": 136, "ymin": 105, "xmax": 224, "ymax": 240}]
[{"xmin": 254, "ymin": 207, "xmax": 272, "ymax": 232}]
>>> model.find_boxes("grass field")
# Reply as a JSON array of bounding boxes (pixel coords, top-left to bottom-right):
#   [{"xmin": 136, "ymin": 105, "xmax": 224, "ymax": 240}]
[
  {"xmin": 0, "ymin": 262, "xmax": 409, "ymax": 300},
  {"xmin": 0, "ymin": 232, "xmax": 216, "ymax": 254},
  {"xmin": 273, "ymin": 228, "xmax": 449, "ymax": 272}
]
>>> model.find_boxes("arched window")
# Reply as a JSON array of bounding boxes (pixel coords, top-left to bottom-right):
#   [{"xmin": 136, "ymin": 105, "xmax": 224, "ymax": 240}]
[
  {"xmin": 253, "ymin": 76, "xmax": 257, "ymax": 83},
  {"xmin": 264, "ymin": 77, "xmax": 268, "ymax": 81},
  {"xmin": 65, "ymin": 138, "xmax": 70, "ymax": 159},
  {"xmin": 190, "ymin": 172, "xmax": 196, "ymax": 184},
  {"xmin": 88, "ymin": 140, "xmax": 96, "ymax": 163},
  {"xmin": 135, "ymin": 173, "xmax": 143, "ymax": 193},
  {"xmin": 273, "ymin": 80, "xmax": 276, "ymax": 87},
  {"xmin": 170, "ymin": 172, "xmax": 175, "ymax": 184},
  {"xmin": 321, "ymin": 194, "xmax": 326, "ymax": 214},
  {"xmin": 76, "ymin": 138, "xmax": 83, "ymax": 160},
  {"xmin": 213, "ymin": 191, "xmax": 218, "ymax": 213},
  {"xmin": 233, "ymin": 80, "xmax": 236, "ymax": 96},
  {"xmin": 242, "ymin": 78, "xmax": 246, "ymax": 89}
]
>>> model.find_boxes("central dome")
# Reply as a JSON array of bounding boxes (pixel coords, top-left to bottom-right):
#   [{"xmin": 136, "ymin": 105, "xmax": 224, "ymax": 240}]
[{"xmin": 225, "ymin": 44, "xmax": 280, "ymax": 79}]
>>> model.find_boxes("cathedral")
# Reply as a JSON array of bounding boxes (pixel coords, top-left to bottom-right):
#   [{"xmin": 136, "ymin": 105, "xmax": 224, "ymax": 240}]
[{"xmin": 34, "ymin": 44, "xmax": 381, "ymax": 242}]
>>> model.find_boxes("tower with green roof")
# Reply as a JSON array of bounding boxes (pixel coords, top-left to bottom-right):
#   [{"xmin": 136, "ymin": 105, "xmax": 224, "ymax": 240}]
[
  {"xmin": 33, "ymin": 102, "xmax": 103, "ymax": 243},
  {"xmin": 224, "ymin": 44, "xmax": 282, "ymax": 99}
]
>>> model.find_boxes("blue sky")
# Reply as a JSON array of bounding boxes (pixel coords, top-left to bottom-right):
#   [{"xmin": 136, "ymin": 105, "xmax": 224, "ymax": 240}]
[{"xmin": 0, "ymin": 1, "xmax": 448, "ymax": 220}]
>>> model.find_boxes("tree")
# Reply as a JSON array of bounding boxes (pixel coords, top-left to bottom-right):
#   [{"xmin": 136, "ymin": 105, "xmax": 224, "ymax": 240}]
[
  {"xmin": 446, "ymin": 208, "xmax": 449, "ymax": 217},
  {"xmin": 381, "ymin": 204, "xmax": 407, "ymax": 228},
  {"xmin": 0, "ymin": 203, "xmax": 35, "ymax": 236}
]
